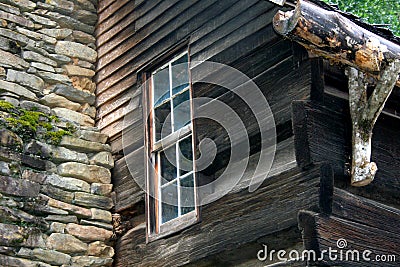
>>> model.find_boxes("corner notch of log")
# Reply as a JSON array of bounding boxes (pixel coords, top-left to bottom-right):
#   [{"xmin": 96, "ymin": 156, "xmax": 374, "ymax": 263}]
[{"xmin": 273, "ymin": 0, "xmax": 400, "ymax": 186}]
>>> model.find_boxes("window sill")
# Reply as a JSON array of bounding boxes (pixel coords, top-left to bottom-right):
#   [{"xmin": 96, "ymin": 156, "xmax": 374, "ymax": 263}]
[{"xmin": 147, "ymin": 210, "xmax": 198, "ymax": 243}]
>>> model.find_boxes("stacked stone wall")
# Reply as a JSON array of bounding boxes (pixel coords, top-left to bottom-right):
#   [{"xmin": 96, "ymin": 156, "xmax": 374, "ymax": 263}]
[{"xmin": 0, "ymin": 0, "xmax": 115, "ymax": 266}]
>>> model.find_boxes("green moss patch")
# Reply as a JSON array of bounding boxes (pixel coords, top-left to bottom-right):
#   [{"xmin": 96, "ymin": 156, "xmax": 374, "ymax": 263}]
[{"xmin": 0, "ymin": 100, "xmax": 74, "ymax": 145}]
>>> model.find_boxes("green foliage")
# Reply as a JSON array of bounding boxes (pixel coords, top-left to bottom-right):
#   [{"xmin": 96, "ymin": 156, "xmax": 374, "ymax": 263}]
[
  {"xmin": 0, "ymin": 100, "xmax": 75, "ymax": 145},
  {"xmin": 0, "ymin": 100, "xmax": 15, "ymax": 112},
  {"xmin": 322, "ymin": 0, "xmax": 400, "ymax": 36},
  {"xmin": 45, "ymin": 130, "xmax": 72, "ymax": 145}
]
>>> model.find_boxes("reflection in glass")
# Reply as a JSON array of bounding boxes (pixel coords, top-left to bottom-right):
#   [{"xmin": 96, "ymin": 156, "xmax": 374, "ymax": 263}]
[
  {"xmin": 180, "ymin": 174, "xmax": 195, "ymax": 215},
  {"xmin": 179, "ymin": 136, "xmax": 193, "ymax": 175},
  {"xmin": 161, "ymin": 181, "xmax": 178, "ymax": 223},
  {"xmin": 172, "ymin": 54, "xmax": 189, "ymax": 95},
  {"xmin": 153, "ymin": 66, "xmax": 170, "ymax": 106},
  {"xmin": 154, "ymin": 101, "xmax": 171, "ymax": 141},
  {"xmin": 173, "ymin": 90, "xmax": 191, "ymax": 131},
  {"xmin": 160, "ymin": 146, "xmax": 177, "ymax": 184}
]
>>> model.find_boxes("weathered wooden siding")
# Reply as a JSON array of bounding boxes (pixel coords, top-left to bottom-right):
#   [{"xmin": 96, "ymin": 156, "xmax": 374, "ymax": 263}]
[
  {"xmin": 95, "ymin": 0, "xmax": 312, "ymax": 213},
  {"xmin": 95, "ymin": 0, "xmax": 316, "ymax": 265}
]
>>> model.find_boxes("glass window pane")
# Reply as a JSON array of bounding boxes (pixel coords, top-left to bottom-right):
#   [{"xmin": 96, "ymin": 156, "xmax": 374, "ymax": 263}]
[
  {"xmin": 180, "ymin": 174, "xmax": 195, "ymax": 215},
  {"xmin": 161, "ymin": 181, "xmax": 178, "ymax": 223},
  {"xmin": 172, "ymin": 54, "xmax": 189, "ymax": 95},
  {"xmin": 153, "ymin": 66, "xmax": 170, "ymax": 106},
  {"xmin": 160, "ymin": 146, "xmax": 177, "ymax": 185},
  {"xmin": 179, "ymin": 136, "xmax": 193, "ymax": 176},
  {"xmin": 173, "ymin": 90, "xmax": 191, "ymax": 131},
  {"xmin": 154, "ymin": 100, "xmax": 172, "ymax": 141}
]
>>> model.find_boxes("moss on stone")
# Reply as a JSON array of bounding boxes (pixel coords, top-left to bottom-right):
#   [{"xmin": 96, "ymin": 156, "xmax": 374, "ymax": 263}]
[{"xmin": 0, "ymin": 100, "xmax": 75, "ymax": 145}]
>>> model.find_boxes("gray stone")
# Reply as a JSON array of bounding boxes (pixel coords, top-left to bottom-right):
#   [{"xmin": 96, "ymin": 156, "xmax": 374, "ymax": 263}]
[
  {"xmin": 90, "ymin": 208, "xmax": 112, "ymax": 223},
  {"xmin": 45, "ymin": 173, "xmax": 90, "ymax": 193},
  {"xmin": 88, "ymin": 241, "xmax": 114, "ymax": 258},
  {"xmin": 20, "ymin": 100, "xmax": 51, "ymax": 114},
  {"xmin": 0, "ymin": 10, "xmax": 34, "ymax": 28},
  {"xmin": 90, "ymin": 183, "xmax": 113, "ymax": 196},
  {"xmin": 46, "ymin": 233, "xmax": 88, "ymax": 253},
  {"xmin": 40, "ymin": 184, "xmax": 74, "ymax": 203},
  {"xmin": 24, "ymin": 13, "xmax": 57, "ymax": 27},
  {"xmin": 40, "ymin": 93, "xmax": 81, "ymax": 111},
  {"xmin": 17, "ymin": 248, "xmax": 71, "ymax": 266},
  {"xmin": 52, "ymin": 84, "xmax": 95, "ymax": 105},
  {"xmin": 79, "ymin": 103, "xmax": 96, "ymax": 118},
  {"xmin": 75, "ymin": 130, "xmax": 108, "ymax": 144},
  {"xmin": 25, "ymin": 140, "xmax": 89, "ymax": 164},
  {"xmin": 0, "ymin": 176, "xmax": 40, "ymax": 197},
  {"xmin": 0, "ymin": 28, "xmax": 33, "ymax": 46},
  {"xmin": 73, "ymin": 0, "xmax": 96, "ymax": 12},
  {"xmin": 55, "ymin": 67, "xmax": 66, "ymax": 74},
  {"xmin": 52, "ymin": 107, "xmax": 94, "ymax": 126},
  {"xmin": 39, "ymin": 28, "xmax": 72, "ymax": 39},
  {"xmin": 0, "ymin": 255, "xmax": 50, "ymax": 267},
  {"xmin": 55, "ymin": 41, "xmax": 97, "ymax": 63},
  {"xmin": 66, "ymin": 223, "xmax": 113, "ymax": 241},
  {"xmin": 24, "ymin": 42, "xmax": 51, "ymax": 58},
  {"xmin": 48, "ymin": 53, "xmax": 71, "ymax": 64},
  {"xmin": 16, "ymin": 27, "xmax": 57, "ymax": 44},
  {"xmin": 32, "ymin": 248, "xmax": 71, "ymax": 265},
  {"xmin": 57, "ymin": 162, "xmax": 111, "ymax": 184},
  {"xmin": 37, "ymin": 71, "xmax": 70, "ymax": 85},
  {"xmin": 72, "ymin": 10, "xmax": 97, "ymax": 26},
  {"xmin": 0, "ymin": 223, "xmax": 24, "ymax": 246},
  {"xmin": 0, "ymin": 96, "xmax": 19, "ymax": 107},
  {"xmin": 30, "ymin": 62, "xmax": 55, "ymax": 73},
  {"xmin": 63, "ymin": 64, "xmax": 95, "ymax": 77},
  {"xmin": 1, "ymin": 0, "xmax": 36, "ymax": 12},
  {"xmin": 49, "ymin": 222, "xmax": 66, "ymax": 233},
  {"xmin": 72, "ymin": 30, "xmax": 96, "ymax": 44},
  {"xmin": 74, "ymin": 192, "xmax": 114, "ymax": 210},
  {"xmin": 0, "ymin": 80, "xmax": 37, "ymax": 100},
  {"xmin": 0, "ymin": 128, "xmax": 23, "ymax": 149},
  {"xmin": 47, "ymin": 196, "xmax": 92, "ymax": 217},
  {"xmin": 71, "ymin": 256, "xmax": 113, "ymax": 267},
  {"xmin": 46, "ymin": 0, "xmax": 74, "ymax": 14},
  {"xmin": 6, "ymin": 70, "xmax": 44, "ymax": 93},
  {"xmin": 76, "ymin": 59, "xmax": 95, "ymax": 69},
  {"xmin": 27, "ymin": 67, "xmax": 37, "ymax": 74},
  {"xmin": 0, "ymin": 162, "xmax": 10, "ymax": 176},
  {"xmin": 22, "ymin": 169, "xmax": 47, "ymax": 184},
  {"xmin": 0, "ymin": 49, "xmax": 29, "ymax": 70},
  {"xmin": 45, "ymin": 215, "xmax": 78, "ymax": 224},
  {"xmin": 89, "ymin": 151, "xmax": 114, "ymax": 169},
  {"xmin": 46, "ymin": 11, "xmax": 95, "ymax": 34},
  {"xmin": 60, "ymin": 135, "xmax": 111, "ymax": 153},
  {"xmin": 0, "ymin": 3, "xmax": 20, "ymax": 15}
]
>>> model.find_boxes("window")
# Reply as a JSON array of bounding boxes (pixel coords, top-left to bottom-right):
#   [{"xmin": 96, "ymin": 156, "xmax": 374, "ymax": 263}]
[{"xmin": 146, "ymin": 52, "xmax": 198, "ymax": 239}]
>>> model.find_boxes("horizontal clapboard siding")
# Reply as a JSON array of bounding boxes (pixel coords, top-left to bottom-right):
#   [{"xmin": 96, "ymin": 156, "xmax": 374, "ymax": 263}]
[{"xmin": 95, "ymin": 0, "xmax": 311, "ymax": 214}]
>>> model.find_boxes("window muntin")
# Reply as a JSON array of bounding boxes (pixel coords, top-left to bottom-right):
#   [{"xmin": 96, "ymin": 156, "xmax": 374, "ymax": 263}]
[{"xmin": 149, "ymin": 52, "xmax": 197, "ymax": 233}]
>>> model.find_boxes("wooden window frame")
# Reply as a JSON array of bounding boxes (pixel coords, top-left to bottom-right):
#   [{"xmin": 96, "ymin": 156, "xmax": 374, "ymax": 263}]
[{"xmin": 144, "ymin": 50, "xmax": 199, "ymax": 242}]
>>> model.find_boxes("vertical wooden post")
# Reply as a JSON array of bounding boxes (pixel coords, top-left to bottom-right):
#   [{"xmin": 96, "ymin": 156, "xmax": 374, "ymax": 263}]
[{"xmin": 346, "ymin": 60, "xmax": 400, "ymax": 186}]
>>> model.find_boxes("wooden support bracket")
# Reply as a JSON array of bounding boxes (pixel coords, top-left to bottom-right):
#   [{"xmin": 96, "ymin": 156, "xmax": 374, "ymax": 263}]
[
  {"xmin": 346, "ymin": 60, "xmax": 400, "ymax": 186},
  {"xmin": 273, "ymin": 0, "xmax": 400, "ymax": 186}
]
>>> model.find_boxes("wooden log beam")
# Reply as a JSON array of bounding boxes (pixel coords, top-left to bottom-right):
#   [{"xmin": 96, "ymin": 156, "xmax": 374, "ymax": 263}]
[
  {"xmin": 273, "ymin": 0, "xmax": 400, "ymax": 186},
  {"xmin": 272, "ymin": 0, "xmax": 400, "ymax": 75},
  {"xmin": 298, "ymin": 188, "xmax": 400, "ymax": 266}
]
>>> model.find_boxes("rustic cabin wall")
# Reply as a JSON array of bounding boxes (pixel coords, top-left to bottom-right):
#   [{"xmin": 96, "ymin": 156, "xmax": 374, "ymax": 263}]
[{"xmin": 95, "ymin": 0, "xmax": 320, "ymax": 266}]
